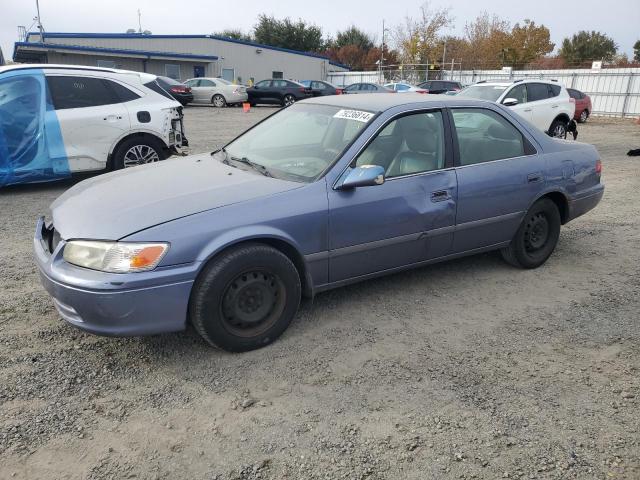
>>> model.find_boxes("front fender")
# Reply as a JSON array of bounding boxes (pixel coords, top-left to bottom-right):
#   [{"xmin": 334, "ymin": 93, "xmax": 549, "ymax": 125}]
[{"xmin": 197, "ymin": 226, "xmax": 304, "ymax": 264}]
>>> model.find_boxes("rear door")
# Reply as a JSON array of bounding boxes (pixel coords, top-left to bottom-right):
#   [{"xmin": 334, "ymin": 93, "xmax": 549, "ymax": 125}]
[
  {"xmin": 195, "ymin": 79, "xmax": 217, "ymax": 103},
  {"xmin": 328, "ymin": 109, "xmax": 457, "ymax": 281},
  {"xmin": 46, "ymin": 74, "xmax": 130, "ymax": 171},
  {"xmin": 526, "ymin": 82, "xmax": 554, "ymax": 131},
  {"xmin": 449, "ymin": 106, "xmax": 544, "ymax": 252}
]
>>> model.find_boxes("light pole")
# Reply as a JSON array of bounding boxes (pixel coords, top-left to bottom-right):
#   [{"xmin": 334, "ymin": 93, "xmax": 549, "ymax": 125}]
[{"xmin": 379, "ymin": 20, "xmax": 390, "ymax": 84}]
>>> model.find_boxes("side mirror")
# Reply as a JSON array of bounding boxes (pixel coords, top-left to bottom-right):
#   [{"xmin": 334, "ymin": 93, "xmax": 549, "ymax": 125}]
[
  {"xmin": 503, "ymin": 97, "xmax": 519, "ymax": 106},
  {"xmin": 338, "ymin": 165, "xmax": 385, "ymax": 189}
]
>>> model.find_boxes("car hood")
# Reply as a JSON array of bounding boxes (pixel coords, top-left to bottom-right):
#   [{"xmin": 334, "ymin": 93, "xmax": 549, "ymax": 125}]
[{"xmin": 50, "ymin": 153, "xmax": 302, "ymax": 240}]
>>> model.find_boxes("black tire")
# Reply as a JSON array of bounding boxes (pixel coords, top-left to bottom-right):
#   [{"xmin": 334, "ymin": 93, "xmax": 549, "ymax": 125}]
[
  {"xmin": 282, "ymin": 94, "xmax": 296, "ymax": 107},
  {"xmin": 548, "ymin": 119, "xmax": 568, "ymax": 139},
  {"xmin": 111, "ymin": 136, "xmax": 166, "ymax": 170},
  {"xmin": 578, "ymin": 110, "xmax": 589, "ymax": 123},
  {"xmin": 212, "ymin": 94, "xmax": 227, "ymax": 108},
  {"xmin": 189, "ymin": 243, "xmax": 301, "ymax": 352},
  {"xmin": 500, "ymin": 198, "xmax": 561, "ymax": 269}
]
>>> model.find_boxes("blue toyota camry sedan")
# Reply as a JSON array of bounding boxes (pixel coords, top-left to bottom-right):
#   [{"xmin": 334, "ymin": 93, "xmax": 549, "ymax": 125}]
[{"xmin": 34, "ymin": 94, "xmax": 604, "ymax": 352}]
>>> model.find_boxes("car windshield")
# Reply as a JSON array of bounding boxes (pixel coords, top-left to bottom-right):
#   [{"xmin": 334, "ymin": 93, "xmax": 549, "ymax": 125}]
[
  {"xmin": 220, "ymin": 103, "xmax": 375, "ymax": 183},
  {"xmin": 457, "ymin": 85, "xmax": 508, "ymax": 102}
]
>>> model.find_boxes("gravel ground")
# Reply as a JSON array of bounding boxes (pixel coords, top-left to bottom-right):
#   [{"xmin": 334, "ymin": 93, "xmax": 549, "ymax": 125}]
[{"xmin": 0, "ymin": 107, "xmax": 639, "ymax": 480}]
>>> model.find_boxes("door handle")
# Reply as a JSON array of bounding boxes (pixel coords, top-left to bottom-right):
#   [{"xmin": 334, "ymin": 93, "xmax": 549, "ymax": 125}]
[
  {"xmin": 103, "ymin": 115, "xmax": 122, "ymax": 121},
  {"xmin": 431, "ymin": 190, "xmax": 450, "ymax": 202},
  {"xmin": 552, "ymin": 105, "xmax": 559, "ymax": 108},
  {"xmin": 523, "ymin": 108, "xmax": 532, "ymax": 112},
  {"xmin": 527, "ymin": 172, "xmax": 543, "ymax": 183}
]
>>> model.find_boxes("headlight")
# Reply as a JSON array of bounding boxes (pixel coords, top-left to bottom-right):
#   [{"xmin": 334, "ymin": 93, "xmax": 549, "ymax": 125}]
[{"xmin": 63, "ymin": 241, "xmax": 169, "ymax": 273}]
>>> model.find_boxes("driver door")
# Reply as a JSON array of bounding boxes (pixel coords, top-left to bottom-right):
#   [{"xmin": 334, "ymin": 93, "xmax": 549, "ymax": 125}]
[
  {"xmin": 503, "ymin": 84, "xmax": 532, "ymax": 124},
  {"xmin": 327, "ymin": 109, "xmax": 457, "ymax": 282}
]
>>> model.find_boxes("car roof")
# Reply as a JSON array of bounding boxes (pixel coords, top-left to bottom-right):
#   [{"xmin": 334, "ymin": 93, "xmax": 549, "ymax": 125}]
[
  {"xmin": 0, "ymin": 63, "xmax": 158, "ymax": 83},
  {"xmin": 300, "ymin": 92, "xmax": 497, "ymax": 112},
  {"xmin": 473, "ymin": 79, "xmax": 560, "ymax": 87}
]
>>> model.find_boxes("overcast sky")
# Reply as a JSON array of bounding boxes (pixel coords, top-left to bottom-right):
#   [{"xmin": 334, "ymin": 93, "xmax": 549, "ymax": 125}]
[{"xmin": 2, "ymin": 0, "xmax": 638, "ymax": 62}]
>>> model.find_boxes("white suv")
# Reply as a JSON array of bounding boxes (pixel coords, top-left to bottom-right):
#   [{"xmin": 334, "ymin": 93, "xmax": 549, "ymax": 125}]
[
  {"xmin": 0, "ymin": 64, "xmax": 187, "ymax": 187},
  {"xmin": 457, "ymin": 79, "xmax": 576, "ymax": 138}
]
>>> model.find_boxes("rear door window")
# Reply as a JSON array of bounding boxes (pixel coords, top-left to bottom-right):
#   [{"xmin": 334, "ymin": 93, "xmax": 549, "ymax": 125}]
[
  {"xmin": 46, "ymin": 76, "xmax": 119, "ymax": 110},
  {"xmin": 548, "ymin": 84, "xmax": 561, "ymax": 97},
  {"xmin": 255, "ymin": 80, "xmax": 271, "ymax": 88},
  {"xmin": 105, "ymin": 80, "xmax": 140, "ymax": 103},
  {"xmin": 451, "ymin": 108, "xmax": 525, "ymax": 166},
  {"xmin": 526, "ymin": 83, "xmax": 550, "ymax": 102}
]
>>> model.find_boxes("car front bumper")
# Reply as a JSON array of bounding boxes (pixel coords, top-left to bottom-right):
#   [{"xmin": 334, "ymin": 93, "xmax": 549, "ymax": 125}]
[{"xmin": 33, "ymin": 217, "xmax": 197, "ymax": 337}]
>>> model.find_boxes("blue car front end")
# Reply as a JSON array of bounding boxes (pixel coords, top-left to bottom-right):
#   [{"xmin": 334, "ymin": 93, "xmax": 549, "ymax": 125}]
[{"xmin": 34, "ymin": 217, "xmax": 197, "ymax": 336}]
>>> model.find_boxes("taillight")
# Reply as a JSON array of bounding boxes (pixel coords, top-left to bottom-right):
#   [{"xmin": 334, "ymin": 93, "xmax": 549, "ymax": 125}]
[
  {"xmin": 171, "ymin": 86, "xmax": 188, "ymax": 93},
  {"xmin": 299, "ymin": 87, "xmax": 305, "ymax": 93},
  {"xmin": 569, "ymin": 97, "xmax": 576, "ymax": 103},
  {"xmin": 423, "ymin": 89, "xmax": 430, "ymax": 94},
  {"xmin": 416, "ymin": 89, "xmax": 428, "ymax": 94},
  {"xmin": 595, "ymin": 159, "xmax": 602, "ymax": 175},
  {"xmin": 336, "ymin": 88, "xmax": 343, "ymax": 95}
]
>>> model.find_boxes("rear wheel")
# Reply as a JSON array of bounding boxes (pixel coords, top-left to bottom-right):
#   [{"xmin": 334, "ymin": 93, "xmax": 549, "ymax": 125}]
[
  {"xmin": 212, "ymin": 94, "xmax": 227, "ymax": 108},
  {"xmin": 579, "ymin": 110, "xmax": 589, "ymax": 123},
  {"xmin": 501, "ymin": 198, "xmax": 561, "ymax": 269},
  {"xmin": 111, "ymin": 136, "xmax": 166, "ymax": 170},
  {"xmin": 190, "ymin": 244, "xmax": 301, "ymax": 352},
  {"xmin": 282, "ymin": 94, "xmax": 296, "ymax": 107},
  {"xmin": 549, "ymin": 120, "xmax": 568, "ymax": 139}
]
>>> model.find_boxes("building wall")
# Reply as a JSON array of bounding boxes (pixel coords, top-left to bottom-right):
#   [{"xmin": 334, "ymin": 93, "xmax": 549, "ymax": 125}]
[
  {"xmin": 26, "ymin": 34, "xmax": 347, "ymax": 83},
  {"xmin": 44, "ymin": 51, "xmax": 216, "ymax": 80}
]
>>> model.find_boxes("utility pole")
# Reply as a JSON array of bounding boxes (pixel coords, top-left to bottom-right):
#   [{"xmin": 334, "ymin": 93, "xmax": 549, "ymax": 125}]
[
  {"xmin": 379, "ymin": 19, "xmax": 385, "ymax": 84},
  {"xmin": 35, "ymin": 0, "xmax": 45, "ymax": 43},
  {"xmin": 138, "ymin": 9, "xmax": 143, "ymax": 34}
]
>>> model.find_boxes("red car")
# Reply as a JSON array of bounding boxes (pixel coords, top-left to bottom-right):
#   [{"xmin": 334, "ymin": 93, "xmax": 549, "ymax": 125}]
[{"xmin": 568, "ymin": 88, "xmax": 592, "ymax": 123}]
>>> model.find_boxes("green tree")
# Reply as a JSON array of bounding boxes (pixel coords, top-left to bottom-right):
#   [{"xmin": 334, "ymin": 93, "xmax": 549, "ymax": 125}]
[
  {"xmin": 213, "ymin": 29, "xmax": 253, "ymax": 42},
  {"xmin": 634, "ymin": 40, "xmax": 640, "ymax": 62},
  {"xmin": 559, "ymin": 31, "xmax": 617, "ymax": 65},
  {"xmin": 334, "ymin": 26, "xmax": 374, "ymax": 50},
  {"xmin": 253, "ymin": 15, "xmax": 325, "ymax": 52}
]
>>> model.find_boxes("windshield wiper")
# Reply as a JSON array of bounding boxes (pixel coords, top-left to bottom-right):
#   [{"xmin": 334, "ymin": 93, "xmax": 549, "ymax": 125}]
[
  {"xmin": 230, "ymin": 155, "xmax": 273, "ymax": 177},
  {"xmin": 214, "ymin": 148, "xmax": 272, "ymax": 177}
]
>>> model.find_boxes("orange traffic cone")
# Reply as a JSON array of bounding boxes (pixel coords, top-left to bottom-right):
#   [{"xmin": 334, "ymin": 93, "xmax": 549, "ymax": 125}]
[{"xmin": 242, "ymin": 103, "xmax": 250, "ymax": 113}]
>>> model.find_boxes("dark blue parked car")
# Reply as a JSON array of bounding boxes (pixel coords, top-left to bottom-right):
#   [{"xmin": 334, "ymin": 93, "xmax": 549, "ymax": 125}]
[{"xmin": 34, "ymin": 94, "xmax": 604, "ymax": 352}]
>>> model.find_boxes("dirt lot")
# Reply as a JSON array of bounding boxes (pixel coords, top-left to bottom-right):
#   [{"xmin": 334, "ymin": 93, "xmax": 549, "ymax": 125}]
[{"xmin": 1, "ymin": 107, "xmax": 639, "ymax": 480}]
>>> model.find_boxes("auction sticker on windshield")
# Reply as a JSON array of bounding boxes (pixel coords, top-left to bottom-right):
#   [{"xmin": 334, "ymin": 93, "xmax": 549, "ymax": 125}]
[{"xmin": 333, "ymin": 109, "xmax": 375, "ymax": 123}]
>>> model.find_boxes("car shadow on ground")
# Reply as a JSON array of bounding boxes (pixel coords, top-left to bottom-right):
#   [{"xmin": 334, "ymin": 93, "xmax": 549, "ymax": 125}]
[{"xmin": 133, "ymin": 250, "xmax": 516, "ymax": 358}]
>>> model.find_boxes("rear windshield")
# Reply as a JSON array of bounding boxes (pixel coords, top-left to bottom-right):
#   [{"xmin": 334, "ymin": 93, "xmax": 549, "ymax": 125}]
[{"xmin": 457, "ymin": 85, "xmax": 507, "ymax": 102}]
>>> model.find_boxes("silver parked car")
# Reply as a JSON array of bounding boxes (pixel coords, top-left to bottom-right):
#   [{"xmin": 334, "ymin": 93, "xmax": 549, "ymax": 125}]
[{"xmin": 183, "ymin": 77, "xmax": 248, "ymax": 107}]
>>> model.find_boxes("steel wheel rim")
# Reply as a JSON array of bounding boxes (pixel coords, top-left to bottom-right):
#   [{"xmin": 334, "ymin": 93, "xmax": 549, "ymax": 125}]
[
  {"xmin": 220, "ymin": 269, "xmax": 286, "ymax": 337},
  {"xmin": 580, "ymin": 110, "xmax": 588, "ymax": 122},
  {"xmin": 284, "ymin": 95, "xmax": 295, "ymax": 106},
  {"xmin": 552, "ymin": 124, "xmax": 566, "ymax": 138},
  {"xmin": 213, "ymin": 95, "xmax": 225, "ymax": 107},
  {"xmin": 524, "ymin": 213, "xmax": 549, "ymax": 253},
  {"xmin": 123, "ymin": 145, "xmax": 160, "ymax": 168}
]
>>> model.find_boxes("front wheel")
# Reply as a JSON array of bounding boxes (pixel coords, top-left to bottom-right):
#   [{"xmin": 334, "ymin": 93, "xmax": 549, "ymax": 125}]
[
  {"xmin": 282, "ymin": 94, "xmax": 296, "ymax": 107},
  {"xmin": 500, "ymin": 198, "xmax": 561, "ymax": 269},
  {"xmin": 212, "ymin": 94, "xmax": 227, "ymax": 108},
  {"xmin": 549, "ymin": 120, "xmax": 568, "ymax": 139},
  {"xmin": 189, "ymin": 244, "xmax": 301, "ymax": 352}
]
